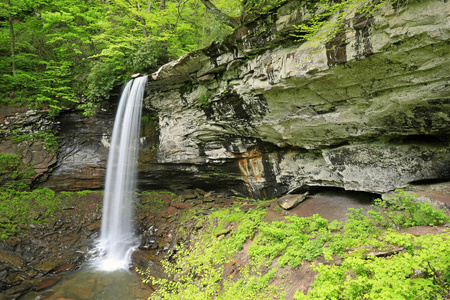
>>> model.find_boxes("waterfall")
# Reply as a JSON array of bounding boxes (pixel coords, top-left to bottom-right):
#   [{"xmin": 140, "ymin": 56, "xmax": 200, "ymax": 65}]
[{"xmin": 96, "ymin": 75, "xmax": 148, "ymax": 271}]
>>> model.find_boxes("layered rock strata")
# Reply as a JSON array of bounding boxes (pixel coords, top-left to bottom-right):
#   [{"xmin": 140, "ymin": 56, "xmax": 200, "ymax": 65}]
[{"xmin": 142, "ymin": 0, "xmax": 450, "ymax": 198}]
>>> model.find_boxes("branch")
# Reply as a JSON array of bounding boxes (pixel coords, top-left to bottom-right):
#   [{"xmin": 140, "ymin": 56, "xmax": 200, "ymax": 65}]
[{"xmin": 199, "ymin": 0, "xmax": 239, "ymax": 28}]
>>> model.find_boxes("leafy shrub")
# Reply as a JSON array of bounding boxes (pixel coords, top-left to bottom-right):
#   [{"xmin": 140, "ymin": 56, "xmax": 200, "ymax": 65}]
[
  {"xmin": 85, "ymin": 60, "xmax": 123, "ymax": 102},
  {"xmin": 140, "ymin": 206, "xmax": 278, "ymax": 299},
  {"xmin": 368, "ymin": 190, "xmax": 449, "ymax": 229},
  {"xmin": 144, "ymin": 190, "xmax": 449, "ymax": 299},
  {"xmin": 295, "ymin": 233, "xmax": 450, "ymax": 299},
  {"xmin": 250, "ymin": 214, "xmax": 332, "ymax": 268}
]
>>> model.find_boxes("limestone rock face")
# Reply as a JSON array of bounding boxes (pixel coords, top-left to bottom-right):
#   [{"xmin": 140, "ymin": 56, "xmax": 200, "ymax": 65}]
[{"xmin": 142, "ymin": 0, "xmax": 450, "ymax": 198}]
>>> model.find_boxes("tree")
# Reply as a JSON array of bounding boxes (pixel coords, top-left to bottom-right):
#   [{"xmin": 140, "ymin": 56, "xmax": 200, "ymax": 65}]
[
  {"xmin": 5, "ymin": 0, "xmax": 16, "ymax": 76},
  {"xmin": 0, "ymin": 0, "xmax": 282, "ymax": 115},
  {"xmin": 0, "ymin": 0, "xmax": 36, "ymax": 77},
  {"xmin": 199, "ymin": 0, "xmax": 239, "ymax": 28}
]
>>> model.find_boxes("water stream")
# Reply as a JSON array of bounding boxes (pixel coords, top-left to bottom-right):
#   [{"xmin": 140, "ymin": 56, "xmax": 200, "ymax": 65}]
[
  {"xmin": 96, "ymin": 75, "xmax": 148, "ymax": 271},
  {"xmin": 20, "ymin": 77, "xmax": 153, "ymax": 300}
]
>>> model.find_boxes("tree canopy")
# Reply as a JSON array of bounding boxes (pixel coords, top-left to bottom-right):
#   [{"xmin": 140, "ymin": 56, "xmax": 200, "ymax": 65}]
[
  {"xmin": 0, "ymin": 0, "xmax": 250, "ymax": 115},
  {"xmin": 0, "ymin": 0, "xmax": 386, "ymax": 116}
]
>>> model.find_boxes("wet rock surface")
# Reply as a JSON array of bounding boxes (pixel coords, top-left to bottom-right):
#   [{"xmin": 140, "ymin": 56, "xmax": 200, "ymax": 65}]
[
  {"xmin": 0, "ymin": 192, "xmax": 103, "ymax": 299},
  {"xmin": 42, "ymin": 110, "xmax": 114, "ymax": 191},
  {"xmin": 0, "ymin": 108, "xmax": 58, "ymax": 187}
]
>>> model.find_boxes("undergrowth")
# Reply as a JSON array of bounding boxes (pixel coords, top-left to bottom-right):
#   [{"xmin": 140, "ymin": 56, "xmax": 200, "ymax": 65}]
[
  {"xmin": 136, "ymin": 190, "xmax": 177, "ymax": 213},
  {"xmin": 141, "ymin": 190, "xmax": 450, "ymax": 299},
  {"xmin": 0, "ymin": 188, "xmax": 61, "ymax": 239},
  {"xmin": 0, "ymin": 189, "xmax": 101, "ymax": 240}
]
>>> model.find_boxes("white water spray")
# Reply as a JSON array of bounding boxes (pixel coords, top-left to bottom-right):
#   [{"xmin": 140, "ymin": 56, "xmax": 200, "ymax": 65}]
[{"xmin": 96, "ymin": 75, "xmax": 148, "ymax": 271}]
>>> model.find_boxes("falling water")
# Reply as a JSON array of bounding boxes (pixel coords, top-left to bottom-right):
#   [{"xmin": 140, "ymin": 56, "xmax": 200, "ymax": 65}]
[{"xmin": 95, "ymin": 75, "xmax": 148, "ymax": 271}]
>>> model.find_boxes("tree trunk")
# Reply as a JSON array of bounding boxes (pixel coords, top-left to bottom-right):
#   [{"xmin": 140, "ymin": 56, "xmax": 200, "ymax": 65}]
[
  {"xmin": 159, "ymin": 0, "xmax": 168, "ymax": 63},
  {"xmin": 136, "ymin": 3, "xmax": 148, "ymax": 38},
  {"xmin": 199, "ymin": 0, "xmax": 239, "ymax": 29},
  {"xmin": 6, "ymin": 0, "xmax": 16, "ymax": 77}
]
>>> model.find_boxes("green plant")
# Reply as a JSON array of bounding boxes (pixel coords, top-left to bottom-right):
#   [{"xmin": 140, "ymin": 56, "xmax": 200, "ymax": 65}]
[
  {"xmin": 5, "ymin": 129, "xmax": 59, "ymax": 154},
  {"xmin": 0, "ymin": 153, "xmax": 36, "ymax": 190},
  {"xmin": 368, "ymin": 190, "xmax": 449, "ymax": 229},
  {"xmin": 292, "ymin": 0, "xmax": 390, "ymax": 51},
  {"xmin": 250, "ymin": 214, "xmax": 333, "ymax": 268},
  {"xmin": 195, "ymin": 86, "xmax": 211, "ymax": 109},
  {"xmin": 136, "ymin": 190, "xmax": 177, "ymax": 213},
  {"xmin": 295, "ymin": 233, "xmax": 450, "ymax": 299},
  {"xmin": 143, "ymin": 190, "xmax": 449, "ymax": 299},
  {"xmin": 140, "ymin": 206, "xmax": 282, "ymax": 300}
]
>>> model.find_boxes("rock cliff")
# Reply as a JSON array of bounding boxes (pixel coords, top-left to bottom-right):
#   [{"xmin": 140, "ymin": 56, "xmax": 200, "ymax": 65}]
[{"xmin": 141, "ymin": 0, "xmax": 450, "ymax": 198}]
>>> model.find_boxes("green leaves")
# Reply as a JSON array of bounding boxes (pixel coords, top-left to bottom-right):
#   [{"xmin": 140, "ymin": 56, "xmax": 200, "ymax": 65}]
[
  {"xmin": 299, "ymin": 234, "xmax": 450, "ymax": 299},
  {"xmin": 368, "ymin": 190, "xmax": 449, "ymax": 229},
  {"xmin": 293, "ymin": 0, "xmax": 390, "ymax": 51},
  {"xmin": 141, "ymin": 190, "xmax": 449, "ymax": 299}
]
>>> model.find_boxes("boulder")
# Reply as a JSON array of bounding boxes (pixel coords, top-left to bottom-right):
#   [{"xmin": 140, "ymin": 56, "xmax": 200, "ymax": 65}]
[{"xmin": 277, "ymin": 192, "xmax": 309, "ymax": 210}]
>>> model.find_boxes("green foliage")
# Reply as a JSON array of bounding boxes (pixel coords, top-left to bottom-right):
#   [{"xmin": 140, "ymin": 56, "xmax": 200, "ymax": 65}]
[
  {"xmin": 195, "ymin": 85, "xmax": 211, "ymax": 109},
  {"xmin": 4, "ymin": 129, "xmax": 59, "ymax": 153},
  {"xmin": 207, "ymin": 207, "xmax": 266, "ymax": 255},
  {"xmin": 0, "ymin": 188, "xmax": 61, "ymax": 239},
  {"xmin": 295, "ymin": 233, "xmax": 450, "ymax": 299},
  {"xmin": 293, "ymin": 0, "xmax": 389, "ymax": 51},
  {"xmin": 244, "ymin": 0, "xmax": 286, "ymax": 15},
  {"xmin": 85, "ymin": 60, "xmax": 122, "ymax": 102},
  {"xmin": 142, "ymin": 238, "xmax": 282, "ymax": 300},
  {"xmin": 140, "ymin": 206, "xmax": 283, "ymax": 299},
  {"xmin": 293, "ymin": 191, "xmax": 450, "ymax": 299},
  {"xmin": 0, "ymin": 0, "xmax": 305, "ymax": 116},
  {"xmin": 0, "ymin": 153, "xmax": 35, "ymax": 190},
  {"xmin": 368, "ymin": 189, "xmax": 448, "ymax": 229},
  {"xmin": 136, "ymin": 190, "xmax": 177, "ymax": 213},
  {"xmin": 0, "ymin": 128, "xmax": 57, "ymax": 189},
  {"xmin": 250, "ymin": 214, "xmax": 332, "ymax": 268},
  {"xmin": 77, "ymin": 101, "xmax": 99, "ymax": 117},
  {"xmin": 143, "ymin": 190, "xmax": 449, "ymax": 299}
]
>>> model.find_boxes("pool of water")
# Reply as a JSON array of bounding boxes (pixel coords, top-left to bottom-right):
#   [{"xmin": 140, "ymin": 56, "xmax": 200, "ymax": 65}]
[{"xmin": 20, "ymin": 265, "xmax": 153, "ymax": 300}]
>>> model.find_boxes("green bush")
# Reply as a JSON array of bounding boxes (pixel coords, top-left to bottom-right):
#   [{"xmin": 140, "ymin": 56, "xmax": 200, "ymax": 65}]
[
  {"xmin": 368, "ymin": 190, "xmax": 448, "ymax": 229},
  {"xmin": 0, "ymin": 153, "xmax": 36, "ymax": 190},
  {"xmin": 250, "ymin": 214, "xmax": 332, "ymax": 268},
  {"xmin": 85, "ymin": 60, "xmax": 123, "ymax": 102},
  {"xmin": 140, "ymin": 206, "xmax": 282, "ymax": 300},
  {"xmin": 295, "ymin": 233, "xmax": 450, "ymax": 299}
]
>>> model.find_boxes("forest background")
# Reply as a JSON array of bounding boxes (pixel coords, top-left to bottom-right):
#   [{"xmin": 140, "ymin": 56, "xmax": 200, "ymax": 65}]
[{"xmin": 0, "ymin": 0, "xmax": 288, "ymax": 116}]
